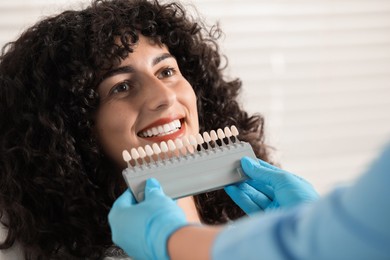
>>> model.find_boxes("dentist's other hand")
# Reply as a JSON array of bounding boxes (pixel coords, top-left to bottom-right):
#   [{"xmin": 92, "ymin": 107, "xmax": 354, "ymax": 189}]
[
  {"xmin": 108, "ymin": 178, "xmax": 188, "ymax": 260},
  {"xmin": 225, "ymin": 157, "xmax": 319, "ymax": 215}
]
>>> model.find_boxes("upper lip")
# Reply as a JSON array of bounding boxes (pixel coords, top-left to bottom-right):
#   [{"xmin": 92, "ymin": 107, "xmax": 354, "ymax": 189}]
[{"xmin": 138, "ymin": 116, "xmax": 183, "ymax": 136}]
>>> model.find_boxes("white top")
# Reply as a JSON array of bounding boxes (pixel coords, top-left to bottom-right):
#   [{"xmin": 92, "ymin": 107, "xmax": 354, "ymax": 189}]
[{"xmin": 0, "ymin": 221, "xmax": 24, "ymax": 260}]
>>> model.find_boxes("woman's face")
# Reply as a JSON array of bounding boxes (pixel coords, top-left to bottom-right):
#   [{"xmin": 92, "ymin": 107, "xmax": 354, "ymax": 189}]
[{"xmin": 95, "ymin": 35, "xmax": 199, "ymax": 168}]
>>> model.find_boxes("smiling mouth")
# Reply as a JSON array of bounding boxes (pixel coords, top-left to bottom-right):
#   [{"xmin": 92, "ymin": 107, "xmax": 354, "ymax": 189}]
[{"xmin": 138, "ymin": 119, "xmax": 182, "ymax": 138}]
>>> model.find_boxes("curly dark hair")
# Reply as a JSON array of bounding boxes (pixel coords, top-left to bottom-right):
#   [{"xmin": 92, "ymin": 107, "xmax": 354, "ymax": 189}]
[{"xmin": 0, "ymin": 0, "xmax": 270, "ymax": 258}]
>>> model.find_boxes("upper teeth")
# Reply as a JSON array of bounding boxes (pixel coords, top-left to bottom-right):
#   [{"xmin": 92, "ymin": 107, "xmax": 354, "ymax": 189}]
[{"xmin": 139, "ymin": 119, "xmax": 181, "ymax": 137}]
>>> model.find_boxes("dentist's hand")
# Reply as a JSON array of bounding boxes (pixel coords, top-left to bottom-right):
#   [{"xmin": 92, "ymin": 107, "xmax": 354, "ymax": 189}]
[
  {"xmin": 108, "ymin": 178, "xmax": 188, "ymax": 260},
  {"xmin": 225, "ymin": 157, "xmax": 319, "ymax": 215}
]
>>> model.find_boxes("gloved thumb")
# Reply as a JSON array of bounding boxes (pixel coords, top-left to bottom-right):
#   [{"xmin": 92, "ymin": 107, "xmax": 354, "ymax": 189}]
[
  {"xmin": 110, "ymin": 189, "xmax": 136, "ymax": 210},
  {"xmin": 144, "ymin": 178, "xmax": 165, "ymax": 200}
]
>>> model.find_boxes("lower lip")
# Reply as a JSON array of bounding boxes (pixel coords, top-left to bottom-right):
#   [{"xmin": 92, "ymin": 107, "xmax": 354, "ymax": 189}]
[{"xmin": 142, "ymin": 123, "xmax": 186, "ymax": 143}]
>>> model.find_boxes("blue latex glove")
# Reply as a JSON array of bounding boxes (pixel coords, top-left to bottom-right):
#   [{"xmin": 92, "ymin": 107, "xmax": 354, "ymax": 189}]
[
  {"xmin": 225, "ymin": 157, "xmax": 319, "ymax": 215},
  {"xmin": 108, "ymin": 178, "xmax": 188, "ymax": 260}
]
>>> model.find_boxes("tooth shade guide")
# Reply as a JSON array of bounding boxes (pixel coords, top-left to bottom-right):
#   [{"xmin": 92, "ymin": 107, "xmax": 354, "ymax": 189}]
[
  {"xmin": 223, "ymin": 127, "xmax": 233, "ymax": 144},
  {"xmin": 167, "ymin": 139, "xmax": 180, "ymax": 157},
  {"xmin": 196, "ymin": 133, "xmax": 204, "ymax": 144},
  {"xmin": 182, "ymin": 135, "xmax": 195, "ymax": 154},
  {"xmin": 128, "ymin": 148, "xmax": 139, "ymax": 166},
  {"xmin": 182, "ymin": 137, "xmax": 195, "ymax": 154},
  {"xmin": 230, "ymin": 125, "xmax": 239, "ymax": 143},
  {"xmin": 130, "ymin": 148, "xmax": 139, "ymax": 159},
  {"xmin": 137, "ymin": 147, "xmax": 146, "ymax": 158},
  {"xmin": 210, "ymin": 130, "xmax": 218, "ymax": 141},
  {"xmin": 124, "ymin": 126, "xmax": 241, "ymax": 168},
  {"xmin": 216, "ymin": 128, "xmax": 228, "ymax": 146},
  {"xmin": 159, "ymin": 141, "xmax": 169, "ymax": 160},
  {"xmin": 167, "ymin": 140, "xmax": 176, "ymax": 151},
  {"xmin": 122, "ymin": 150, "xmax": 132, "ymax": 167},
  {"xmin": 202, "ymin": 132, "xmax": 211, "ymax": 143},
  {"xmin": 151, "ymin": 143, "xmax": 161, "ymax": 161},
  {"xmin": 217, "ymin": 128, "xmax": 225, "ymax": 139},
  {"xmin": 188, "ymin": 135, "xmax": 198, "ymax": 153},
  {"xmin": 160, "ymin": 141, "xmax": 168, "ymax": 153},
  {"xmin": 223, "ymin": 127, "xmax": 232, "ymax": 137},
  {"xmin": 122, "ymin": 126, "xmax": 257, "ymax": 202},
  {"xmin": 175, "ymin": 138, "xmax": 187, "ymax": 156},
  {"xmin": 139, "ymin": 147, "xmax": 154, "ymax": 164},
  {"xmin": 144, "ymin": 145, "xmax": 156, "ymax": 163},
  {"xmin": 202, "ymin": 132, "xmax": 211, "ymax": 149},
  {"xmin": 145, "ymin": 145, "xmax": 154, "ymax": 156},
  {"xmin": 196, "ymin": 133, "xmax": 206, "ymax": 151},
  {"xmin": 212, "ymin": 129, "xmax": 225, "ymax": 147}
]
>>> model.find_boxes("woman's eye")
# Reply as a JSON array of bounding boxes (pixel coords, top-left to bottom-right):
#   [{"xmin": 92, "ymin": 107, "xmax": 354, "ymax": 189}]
[
  {"xmin": 110, "ymin": 81, "xmax": 133, "ymax": 95},
  {"xmin": 158, "ymin": 67, "xmax": 176, "ymax": 79}
]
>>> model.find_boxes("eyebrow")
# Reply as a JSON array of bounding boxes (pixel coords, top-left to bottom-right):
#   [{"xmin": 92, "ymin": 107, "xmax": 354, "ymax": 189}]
[
  {"xmin": 152, "ymin": 53, "xmax": 174, "ymax": 66},
  {"xmin": 99, "ymin": 53, "xmax": 175, "ymax": 83}
]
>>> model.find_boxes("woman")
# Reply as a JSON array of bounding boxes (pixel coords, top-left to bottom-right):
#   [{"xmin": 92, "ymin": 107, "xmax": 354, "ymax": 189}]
[{"xmin": 0, "ymin": 0, "xmax": 270, "ymax": 258}]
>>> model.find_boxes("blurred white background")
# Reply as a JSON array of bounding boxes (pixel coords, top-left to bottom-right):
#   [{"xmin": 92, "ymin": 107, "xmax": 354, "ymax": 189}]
[{"xmin": 1, "ymin": 0, "xmax": 390, "ymax": 194}]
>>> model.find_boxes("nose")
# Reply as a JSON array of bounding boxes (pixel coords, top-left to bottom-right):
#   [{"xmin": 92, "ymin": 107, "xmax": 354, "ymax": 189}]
[{"xmin": 144, "ymin": 77, "xmax": 176, "ymax": 111}]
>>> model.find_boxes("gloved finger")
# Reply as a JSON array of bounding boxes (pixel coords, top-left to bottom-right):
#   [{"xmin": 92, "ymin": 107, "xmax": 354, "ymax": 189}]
[
  {"xmin": 225, "ymin": 185, "xmax": 260, "ymax": 214},
  {"xmin": 225, "ymin": 183, "xmax": 271, "ymax": 214},
  {"xmin": 247, "ymin": 179, "xmax": 275, "ymax": 200},
  {"xmin": 241, "ymin": 157, "xmax": 284, "ymax": 185},
  {"xmin": 237, "ymin": 182, "xmax": 273, "ymax": 209},
  {"xmin": 241, "ymin": 157, "xmax": 280, "ymax": 177},
  {"xmin": 111, "ymin": 189, "xmax": 137, "ymax": 210},
  {"xmin": 144, "ymin": 178, "xmax": 165, "ymax": 200}
]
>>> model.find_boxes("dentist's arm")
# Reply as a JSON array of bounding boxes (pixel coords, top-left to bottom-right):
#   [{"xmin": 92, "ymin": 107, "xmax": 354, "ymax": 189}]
[{"xmin": 213, "ymin": 143, "xmax": 390, "ymax": 260}]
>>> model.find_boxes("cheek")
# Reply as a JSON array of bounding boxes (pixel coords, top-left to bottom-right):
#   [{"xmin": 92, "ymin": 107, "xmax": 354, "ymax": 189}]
[
  {"xmin": 189, "ymin": 90, "xmax": 198, "ymax": 117},
  {"xmin": 182, "ymin": 84, "xmax": 199, "ymax": 130},
  {"xmin": 180, "ymin": 80, "xmax": 197, "ymax": 105},
  {"xmin": 96, "ymin": 103, "xmax": 129, "ymax": 135},
  {"xmin": 94, "ymin": 102, "xmax": 136, "ymax": 164}
]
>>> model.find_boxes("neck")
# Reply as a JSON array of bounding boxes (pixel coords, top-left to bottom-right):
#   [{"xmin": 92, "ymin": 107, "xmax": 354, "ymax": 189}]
[{"xmin": 177, "ymin": 196, "xmax": 201, "ymax": 223}]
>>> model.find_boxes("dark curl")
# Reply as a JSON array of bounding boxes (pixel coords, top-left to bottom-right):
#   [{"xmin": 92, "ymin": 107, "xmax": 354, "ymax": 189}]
[{"xmin": 0, "ymin": 0, "xmax": 271, "ymax": 258}]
